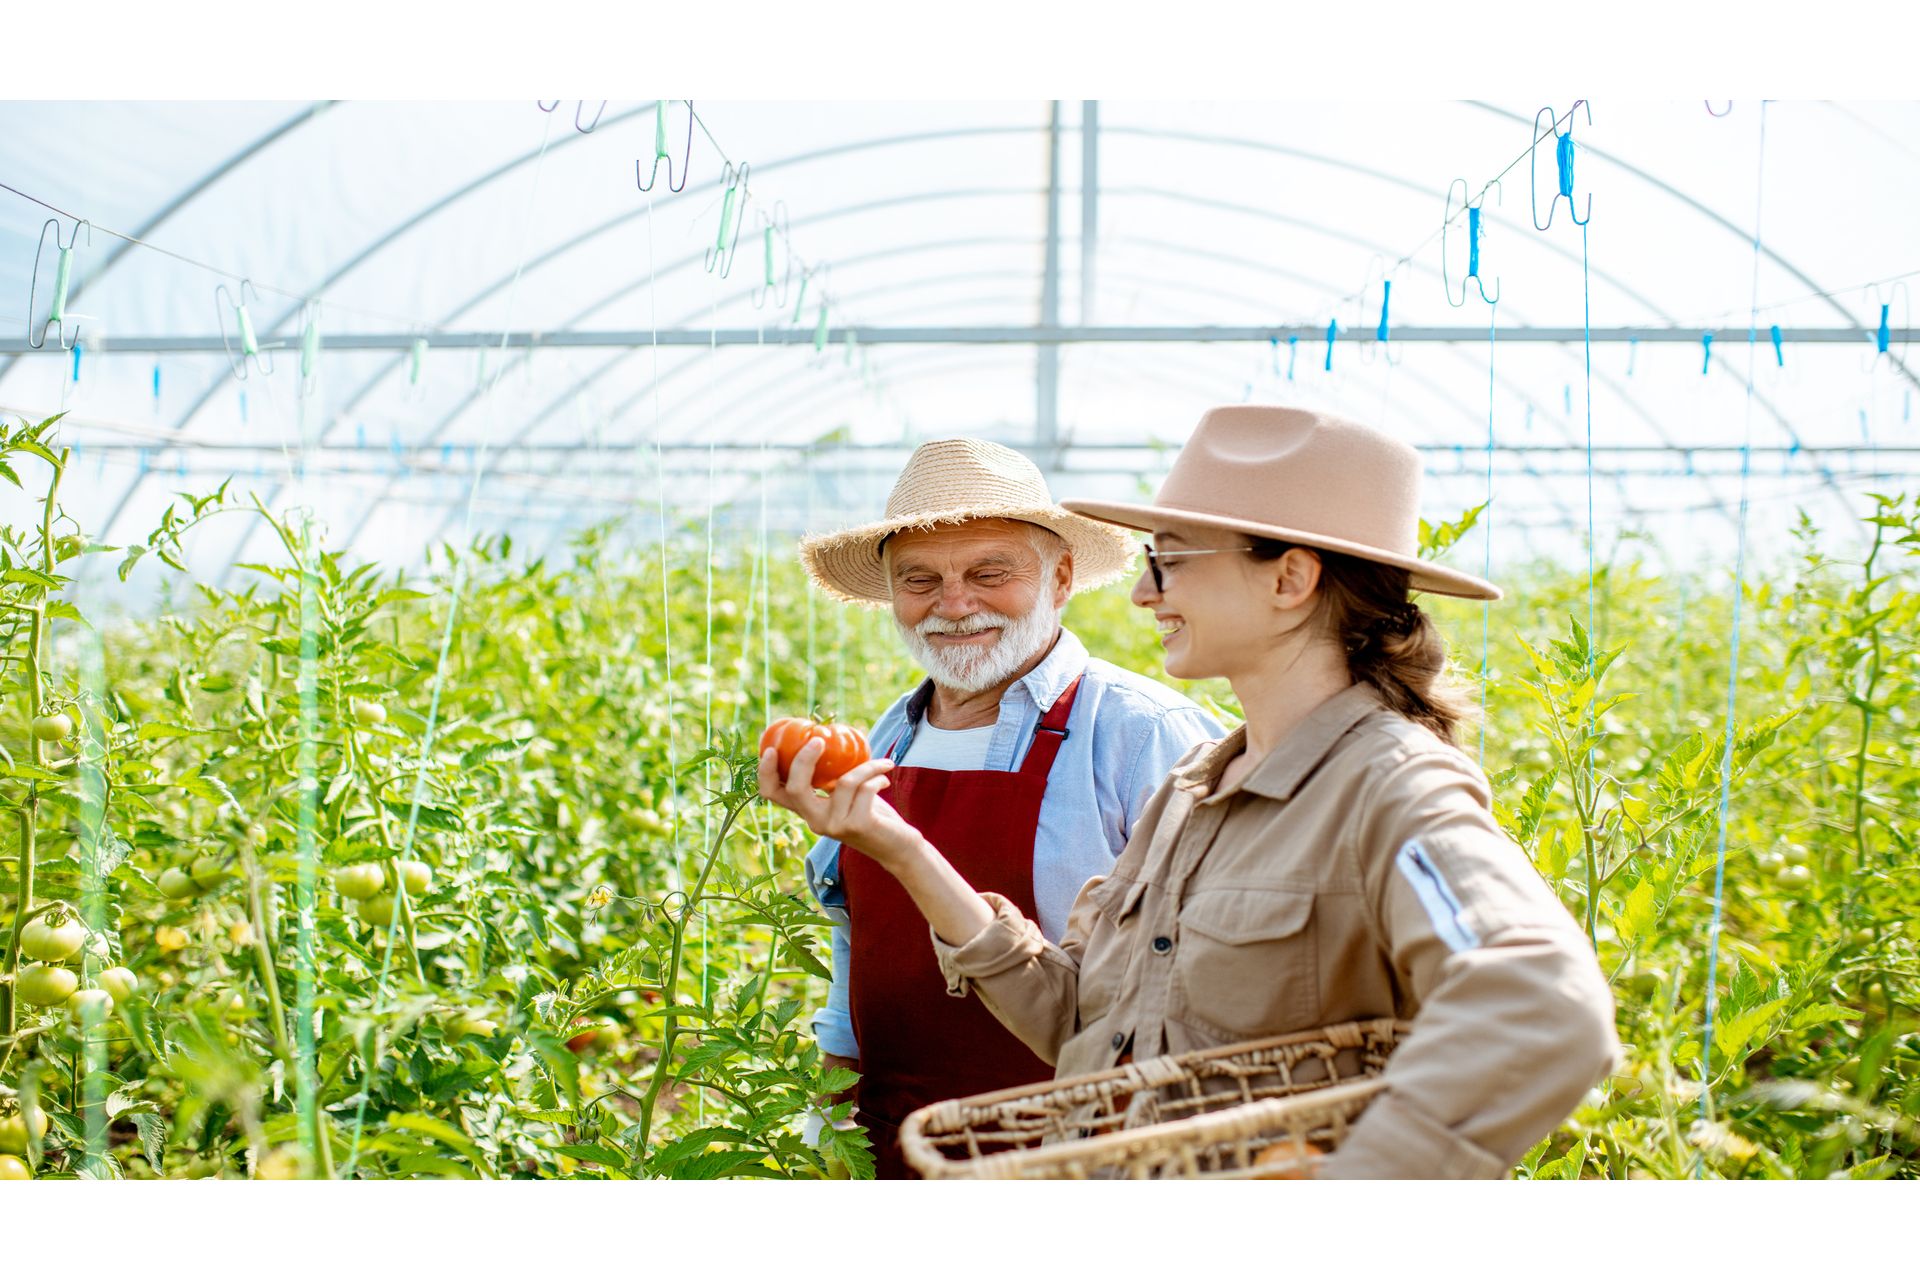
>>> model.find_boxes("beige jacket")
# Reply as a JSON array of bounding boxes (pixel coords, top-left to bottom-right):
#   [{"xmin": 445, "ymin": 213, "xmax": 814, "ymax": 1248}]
[{"xmin": 930, "ymin": 682, "xmax": 1622, "ymax": 1178}]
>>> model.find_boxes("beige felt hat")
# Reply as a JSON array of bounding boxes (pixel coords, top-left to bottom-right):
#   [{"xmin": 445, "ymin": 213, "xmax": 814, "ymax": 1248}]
[
  {"xmin": 1062, "ymin": 405, "xmax": 1501, "ymax": 601},
  {"xmin": 799, "ymin": 438, "xmax": 1137, "ymax": 606}
]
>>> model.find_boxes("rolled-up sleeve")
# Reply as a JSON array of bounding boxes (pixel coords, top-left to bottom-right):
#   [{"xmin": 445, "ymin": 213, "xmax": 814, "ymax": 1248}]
[
  {"xmin": 929, "ymin": 884, "xmax": 1101, "ymax": 1066},
  {"xmin": 1319, "ymin": 750, "xmax": 1622, "ymax": 1180}
]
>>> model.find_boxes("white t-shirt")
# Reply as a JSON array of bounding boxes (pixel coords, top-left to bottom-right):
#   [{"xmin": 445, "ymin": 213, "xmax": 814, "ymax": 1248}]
[{"xmin": 897, "ymin": 720, "xmax": 995, "ymax": 771}]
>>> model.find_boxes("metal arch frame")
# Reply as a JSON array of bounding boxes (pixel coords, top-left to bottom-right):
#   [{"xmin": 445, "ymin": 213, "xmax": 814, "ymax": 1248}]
[
  {"xmin": 0, "ymin": 102, "xmax": 336, "ymax": 385},
  {"xmin": 1466, "ymin": 100, "xmax": 1920, "ymax": 394}
]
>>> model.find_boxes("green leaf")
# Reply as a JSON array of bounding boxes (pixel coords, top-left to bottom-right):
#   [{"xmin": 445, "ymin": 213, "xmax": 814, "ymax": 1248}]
[
  {"xmin": 551, "ymin": 1142, "xmax": 632, "ymax": 1170},
  {"xmin": 132, "ymin": 1111, "xmax": 168, "ymax": 1168},
  {"xmin": 383, "ymin": 799, "xmax": 465, "ymax": 833},
  {"xmin": 1619, "ymin": 880, "xmax": 1657, "ymax": 946},
  {"xmin": 1714, "ymin": 998, "xmax": 1786, "ymax": 1066},
  {"xmin": 1788, "ymin": 1002, "xmax": 1859, "ymax": 1031}
]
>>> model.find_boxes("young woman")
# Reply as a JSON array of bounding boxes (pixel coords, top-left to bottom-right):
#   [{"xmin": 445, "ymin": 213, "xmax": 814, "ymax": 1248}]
[{"xmin": 762, "ymin": 405, "xmax": 1620, "ymax": 1178}]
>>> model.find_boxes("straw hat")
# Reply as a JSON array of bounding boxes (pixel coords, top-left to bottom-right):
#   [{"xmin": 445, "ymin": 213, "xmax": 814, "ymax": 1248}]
[
  {"xmin": 799, "ymin": 438, "xmax": 1137, "ymax": 606},
  {"xmin": 1062, "ymin": 405, "xmax": 1501, "ymax": 601}
]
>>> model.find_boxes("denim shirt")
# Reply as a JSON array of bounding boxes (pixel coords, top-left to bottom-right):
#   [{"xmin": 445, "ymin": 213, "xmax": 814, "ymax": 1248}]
[{"xmin": 804, "ymin": 627, "xmax": 1224, "ymax": 1058}]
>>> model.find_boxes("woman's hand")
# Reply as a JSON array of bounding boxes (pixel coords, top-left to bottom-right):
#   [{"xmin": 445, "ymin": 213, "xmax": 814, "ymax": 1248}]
[{"xmin": 759, "ymin": 737, "xmax": 921, "ymax": 869}]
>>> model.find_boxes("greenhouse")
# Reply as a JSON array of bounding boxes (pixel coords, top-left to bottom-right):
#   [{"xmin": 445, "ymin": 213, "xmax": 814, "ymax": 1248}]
[{"xmin": 0, "ymin": 95, "xmax": 1914, "ymax": 1187}]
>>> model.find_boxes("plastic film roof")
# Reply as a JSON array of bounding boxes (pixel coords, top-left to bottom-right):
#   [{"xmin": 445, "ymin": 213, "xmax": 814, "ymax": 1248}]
[{"xmin": 1, "ymin": 99, "xmax": 1916, "ymax": 592}]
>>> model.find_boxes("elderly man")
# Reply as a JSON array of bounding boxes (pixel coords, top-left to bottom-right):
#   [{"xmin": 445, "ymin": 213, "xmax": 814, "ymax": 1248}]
[{"xmin": 796, "ymin": 437, "xmax": 1222, "ymax": 1178}]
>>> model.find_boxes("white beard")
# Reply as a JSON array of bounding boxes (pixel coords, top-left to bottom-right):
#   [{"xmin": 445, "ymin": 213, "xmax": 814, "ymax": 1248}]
[{"xmin": 896, "ymin": 599, "xmax": 1061, "ymax": 695}]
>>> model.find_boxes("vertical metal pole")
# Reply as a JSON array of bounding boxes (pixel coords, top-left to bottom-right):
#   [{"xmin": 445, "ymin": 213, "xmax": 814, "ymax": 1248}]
[
  {"xmin": 1081, "ymin": 100, "xmax": 1099, "ymax": 327},
  {"xmin": 1037, "ymin": 102, "xmax": 1063, "ymax": 474}
]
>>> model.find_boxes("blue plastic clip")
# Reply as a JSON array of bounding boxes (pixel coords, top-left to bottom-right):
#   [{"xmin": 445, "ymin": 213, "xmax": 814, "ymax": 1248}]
[
  {"xmin": 356, "ymin": 423, "xmax": 367, "ymax": 449},
  {"xmin": 238, "ymin": 389, "xmax": 249, "ymax": 425},
  {"xmin": 1627, "ymin": 336, "xmax": 1639, "ymax": 377},
  {"xmin": 1324, "ymin": 319, "xmax": 1338, "ymax": 372},
  {"xmin": 152, "ymin": 363, "xmax": 162, "ymax": 403},
  {"xmin": 136, "ymin": 448, "xmax": 150, "ymax": 476},
  {"xmin": 1287, "ymin": 334, "xmax": 1299, "ymax": 380},
  {"xmin": 71, "ymin": 342, "xmax": 82, "ymax": 383},
  {"xmin": 1443, "ymin": 178, "xmax": 1502, "ymax": 306},
  {"xmin": 1701, "ymin": 331, "xmax": 1714, "ymax": 375},
  {"xmin": 1563, "ymin": 384, "xmax": 1572, "ymax": 414},
  {"xmin": 1905, "ymin": 392, "xmax": 1911, "ymax": 423},
  {"xmin": 1376, "ymin": 280, "xmax": 1392, "ymax": 344},
  {"xmin": 1876, "ymin": 304, "xmax": 1891, "ymax": 355},
  {"xmin": 1769, "ymin": 324, "xmax": 1784, "ymax": 367},
  {"xmin": 1860, "ymin": 409, "xmax": 1870, "ymax": 439},
  {"xmin": 1530, "ymin": 102, "xmax": 1593, "ymax": 231}
]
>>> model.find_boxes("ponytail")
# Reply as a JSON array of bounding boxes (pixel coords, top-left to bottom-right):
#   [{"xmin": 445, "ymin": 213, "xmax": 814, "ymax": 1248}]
[{"xmin": 1247, "ymin": 538, "xmax": 1476, "ymax": 746}]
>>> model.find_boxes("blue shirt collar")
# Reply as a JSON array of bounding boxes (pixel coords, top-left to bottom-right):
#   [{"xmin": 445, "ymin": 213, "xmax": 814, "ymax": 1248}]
[{"xmin": 903, "ymin": 626, "xmax": 1090, "ymax": 724}]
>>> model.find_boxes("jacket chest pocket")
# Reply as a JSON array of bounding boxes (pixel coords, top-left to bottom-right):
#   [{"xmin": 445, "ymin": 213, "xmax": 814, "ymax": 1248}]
[{"xmin": 1171, "ymin": 887, "xmax": 1319, "ymax": 1038}]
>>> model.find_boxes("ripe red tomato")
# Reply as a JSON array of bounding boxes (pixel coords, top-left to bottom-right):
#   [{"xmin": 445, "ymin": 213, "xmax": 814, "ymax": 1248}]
[{"xmin": 760, "ymin": 718, "xmax": 869, "ymax": 791}]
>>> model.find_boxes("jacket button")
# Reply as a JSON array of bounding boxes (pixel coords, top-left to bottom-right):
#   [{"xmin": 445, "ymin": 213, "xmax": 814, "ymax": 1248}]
[
  {"xmin": 1111, "ymin": 1032, "xmax": 1125, "ymax": 1050},
  {"xmin": 1152, "ymin": 935, "xmax": 1172, "ymax": 954}
]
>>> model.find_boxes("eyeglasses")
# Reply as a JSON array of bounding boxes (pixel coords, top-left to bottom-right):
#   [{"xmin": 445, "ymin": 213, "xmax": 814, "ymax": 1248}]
[{"xmin": 1140, "ymin": 542, "xmax": 1257, "ymax": 593}]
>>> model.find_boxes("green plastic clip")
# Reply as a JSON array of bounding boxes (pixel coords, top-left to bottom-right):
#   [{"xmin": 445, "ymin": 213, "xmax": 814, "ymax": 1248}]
[
  {"xmin": 792, "ymin": 273, "xmax": 809, "ymax": 326},
  {"xmin": 410, "ymin": 337, "xmax": 428, "ymax": 386},
  {"xmin": 236, "ymin": 303, "xmax": 260, "ymax": 358},
  {"xmin": 50, "ymin": 246, "xmax": 73, "ymax": 324},
  {"xmin": 813, "ymin": 303, "xmax": 829, "ymax": 353},
  {"xmin": 763, "ymin": 226, "xmax": 776, "ymax": 289},
  {"xmin": 300, "ymin": 311, "xmax": 321, "ymax": 379}
]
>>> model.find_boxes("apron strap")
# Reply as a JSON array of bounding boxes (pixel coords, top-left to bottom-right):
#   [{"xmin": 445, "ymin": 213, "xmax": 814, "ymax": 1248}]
[{"xmin": 1018, "ymin": 674, "xmax": 1084, "ymax": 779}]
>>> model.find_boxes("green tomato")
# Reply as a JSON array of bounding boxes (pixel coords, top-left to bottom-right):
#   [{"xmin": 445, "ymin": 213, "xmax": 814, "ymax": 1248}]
[
  {"xmin": 67, "ymin": 988, "xmax": 114, "ymax": 1026},
  {"xmin": 20, "ymin": 916, "xmax": 86, "ymax": 963},
  {"xmin": 397, "ymin": 860, "xmax": 433, "ymax": 896},
  {"xmin": 350, "ymin": 697, "xmax": 387, "ymax": 727},
  {"xmin": 0, "ymin": 1154, "xmax": 28, "ymax": 1179},
  {"xmin": 1781, "ymin": 843, "xmax": 1811, "ymax": 867},
  {"xmin": 357, "ymin": 893, "xmax": 395, "ymax": 928},
  {"xmin": 98, "ymin": 967, "xmax": 139, "ymax": 1003},
  {"xmin": 30, "ymin": 712, "xmax": 73, "ymax": 742},
  {"xmin": 190, "ymin": 853, "xmax": 235, "ymax": 890},
  {"xmin": 1852, "ymin": 927, "xmax": 1877, "ymax": 948},
  {"xmin": 0, "ymin": 1108, "xmax": 47, "ymax": 1154},
  {"xmin": 1774, "ymin": 864, "xmax": 1813, "ymax": 891},
  {"xmin": 16, "ymin": 963, "xmax": 78, "ymax": 1007},
  {"xmin": 333, "ymin": 863, "xmax": 386, "ymax": 900},
  {"xmin": 246, "ymin": 824, "xmax": 269, "ymax": 846},
  {"xmin": 444, "ymin": 1011, "xmax": 500, "ymax": 1041},
  {"xmin": 1756, "ymin": 851, "xmax": 1786, "ymax": 874},
  {"xmin": 157, "ymin": 867, "xmax": 199, "ymax": 900}
]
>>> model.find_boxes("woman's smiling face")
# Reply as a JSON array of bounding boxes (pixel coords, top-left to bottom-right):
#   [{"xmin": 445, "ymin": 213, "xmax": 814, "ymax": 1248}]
[{"xmin": 1130, "ymin": 523, "xmax": 1326, "ymax": 682}]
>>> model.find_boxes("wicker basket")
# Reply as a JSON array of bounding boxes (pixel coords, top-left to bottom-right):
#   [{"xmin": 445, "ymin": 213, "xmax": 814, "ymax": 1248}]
[{"xmin": 899, "ymin": 1017, "xmax": 1408, "ymax": 1179}]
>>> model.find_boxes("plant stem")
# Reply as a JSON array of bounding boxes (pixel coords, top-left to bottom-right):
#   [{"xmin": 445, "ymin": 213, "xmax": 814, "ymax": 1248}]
[
  {"xmin": 633, "ymin": 794, "xmax": 751, "ymax": 1165},
  {"xmin": 2, "ymin": 450, "xmax": 64, "ymax": 1041}
]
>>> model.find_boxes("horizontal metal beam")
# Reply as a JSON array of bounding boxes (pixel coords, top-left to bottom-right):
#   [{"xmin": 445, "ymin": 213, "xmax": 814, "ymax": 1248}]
[{"xmin": 9, "ymin": 325, "xmax": 1916, "ymax": 354}]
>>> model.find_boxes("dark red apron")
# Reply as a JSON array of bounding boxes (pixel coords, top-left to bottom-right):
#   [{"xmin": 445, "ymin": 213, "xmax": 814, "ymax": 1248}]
[{"xmin": 844, "ymin": 675, "xmax": 1084, "ymax": 1179}]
